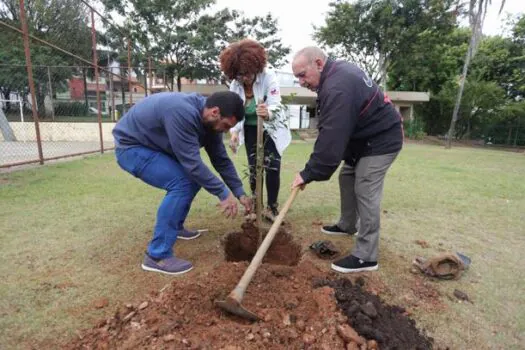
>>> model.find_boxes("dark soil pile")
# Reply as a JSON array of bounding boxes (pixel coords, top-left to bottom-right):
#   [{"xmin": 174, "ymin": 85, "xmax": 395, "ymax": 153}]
[
  {"xmin": 314, "ymin": 278, "xmax": 435, "ymax": 350},
  {"xmin": 65, "ymin": 223, "xmax": 437, "ymax": 350}
]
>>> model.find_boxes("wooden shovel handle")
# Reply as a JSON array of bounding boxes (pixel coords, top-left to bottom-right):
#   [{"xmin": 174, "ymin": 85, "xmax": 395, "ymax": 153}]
[
  {"xmin": 255, "ymin": 96, "xmax": 267, "ymax": 229},
  {"xmin": 255, "ymin": 114, "xmax": 264, "ymax": 229},
  {"xmin": 229, "ymin": 186, "xmax": 300, "ymax": 302}
]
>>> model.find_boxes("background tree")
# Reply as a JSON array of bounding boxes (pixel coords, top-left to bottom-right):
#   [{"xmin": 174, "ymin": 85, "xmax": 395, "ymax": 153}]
[
  {"xmin": 496, "ymin": 101, "xmax": 525, "ymax": 146},
  {"xmin": 508, "ymin": 14, "xmax": 525, "ymax": 99},
  {"xmin": 389, "ymin": 27, "xmax": 471, "ymax": 136},
  {"xmin": 469, "ymin": 36, "xmax": 519, "ymax": 98},
  {"xmin": 103, "ymin": 0, "xmax": 235, "ymax": 92},
  {"xmin": 0, "ymin": 0, "xmax": 92, "ymax": 117},
  {"xmin": 102, "ymin": 0, "xmax": 290, "ymax": 91},
  {"xmin": 388, "ymin": 26, "xmax": 470, "ymax": 93},
  {"xmin": 386, "ymin": 9, "xmax": 524, "ymax": 146},
  {"xmin": 227, "ymin": 13, "xmax": 291, "ymax": 69},
  {"xmin": 446, "ymin": 0, "xmax": 506, "ymax": 148},
  {"xmin": 314, "ymin": 0, "xmax": 458, "ymax": 89}
]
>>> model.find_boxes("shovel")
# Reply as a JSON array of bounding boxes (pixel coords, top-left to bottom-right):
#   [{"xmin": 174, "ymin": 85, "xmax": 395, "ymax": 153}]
[{"xmin": 215, "ymin": 186, "xmax": 300, "ymax": 321}]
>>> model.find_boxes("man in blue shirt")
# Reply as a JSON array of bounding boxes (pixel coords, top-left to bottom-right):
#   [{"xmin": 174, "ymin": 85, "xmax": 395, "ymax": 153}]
[{"xmin": 113, "ymin": 91, "xmax": 252, "ymax": 275}]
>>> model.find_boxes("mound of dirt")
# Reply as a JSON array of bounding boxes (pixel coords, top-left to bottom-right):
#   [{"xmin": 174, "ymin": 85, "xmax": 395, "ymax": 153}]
[
  {"xmin": 66, "ymin": 260, "xmax": 344, "ymax": 349},
  {"xmin": 66, "ymin": 258, "xmax": 435, "ymax": 350}
]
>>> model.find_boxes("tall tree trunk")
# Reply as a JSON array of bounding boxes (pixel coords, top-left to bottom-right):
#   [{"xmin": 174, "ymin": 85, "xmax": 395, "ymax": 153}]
[
  {"xmin": 47, "ymin": 66, "xmax": 55, "ymax": 121},
  {"xmin": 378, "ymin": 51, "xmax": 387, "ymax": 91},
  {"xmin": 82, "ymin": 68, "xmax": 89, "ymax": 113},
  {"xmin": 36, "ymin": 84, "xmax": 47, "ymax": 119},
  {"xmin": 121, "ymin": 82, "xmax": 126, "ymax": 115},
  {"xmin": 144, "ymin": 70, "xmax": 148, "ymax": 97},
  {"xmin": 109, "ymin": 71, "xmax": 114, "ymax": 121},
  {"xmin": 446, "ymin": 0, "xmax": 484, "ymax": 149},
  {"xmin": 2, "ymin": 89, "xmax": 12, "ymax": 112},
  {"xmin": 177, "ymin": 76, "xmax": 182, "ymax": 92},
  {"xmin": 466, "ymin": 115, "xmax": 471, "ymax": 140},
  {"xmin": 514, "ymin": 116, "xmax": 520, "ymax": 147},
  {"xmin": 0, "ymin": 107, "xmax": 17, "ymax": 141},
  {"xmin": 168, "ymin": 74, "xmax": 174, "ymax": 91}
]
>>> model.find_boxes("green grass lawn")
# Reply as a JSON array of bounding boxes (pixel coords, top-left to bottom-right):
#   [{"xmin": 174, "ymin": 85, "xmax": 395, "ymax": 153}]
[{"xmin": 0, "ymin": 142, "xmax": 524, "ymax": 349}]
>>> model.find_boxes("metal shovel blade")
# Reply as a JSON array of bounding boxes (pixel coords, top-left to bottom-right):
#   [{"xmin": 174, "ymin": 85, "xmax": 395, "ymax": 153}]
[
  {"xmin": 456, "ymin": 252, "xmax": 472, "ymax": 268},
  {"xmin": 215, "ymin": 296, "xmax": 261, "ymax": 322}
]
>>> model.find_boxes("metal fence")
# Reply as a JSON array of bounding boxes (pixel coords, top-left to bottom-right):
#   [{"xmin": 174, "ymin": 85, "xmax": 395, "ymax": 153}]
[{"xmin": 0, "ymin": 0, "xmax": 161, "ymax": 168}]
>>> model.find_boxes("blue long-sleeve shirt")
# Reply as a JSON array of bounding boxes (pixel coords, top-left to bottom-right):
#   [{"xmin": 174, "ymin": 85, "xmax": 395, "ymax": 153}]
[{"xmin": 112, "ymin": 92, "xmax": 245, "ymax": 200}]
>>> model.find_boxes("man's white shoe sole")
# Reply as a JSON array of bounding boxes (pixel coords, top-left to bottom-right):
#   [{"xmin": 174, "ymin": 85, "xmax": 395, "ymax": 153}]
[
  {"xmin": 321, "ymin": 228, "xmax": 350, "ymax": 235},
  {"xmin": 178, "ymin": 232, "xmax": 201, "ymax": 240},
  {"xmin": 330, "ymin": 264, "xmax": 379, "ymax": 273},
  {"xmin": 141, "ymin": 264, "xmax": 193, "ymax": 275}
]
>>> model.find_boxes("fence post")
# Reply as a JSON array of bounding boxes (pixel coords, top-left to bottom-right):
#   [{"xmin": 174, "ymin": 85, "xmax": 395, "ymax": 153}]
[
  {"xmin": 19, "ymin": 0, "xmax": 44, "ymax": 164},
  {"xmin": 91, "ymin": 8, "xmax": 104, "ymax": 154}
]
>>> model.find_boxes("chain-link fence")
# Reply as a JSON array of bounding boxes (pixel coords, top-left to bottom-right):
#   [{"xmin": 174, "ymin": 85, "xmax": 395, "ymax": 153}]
[{"xmin": 0, "ymin": 0, "xmax": 160, "ymax": 168}]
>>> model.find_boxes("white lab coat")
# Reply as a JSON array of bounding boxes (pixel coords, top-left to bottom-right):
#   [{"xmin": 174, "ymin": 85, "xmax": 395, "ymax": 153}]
[{"xmin": 229, "ymin": 69, "xmax": 291, "ymax": 156}]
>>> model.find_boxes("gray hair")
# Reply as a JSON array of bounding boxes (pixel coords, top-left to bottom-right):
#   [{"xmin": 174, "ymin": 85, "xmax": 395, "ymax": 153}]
[{"xmin": 293, "ymin": 46, "xmax": 327, "ymax": 64}]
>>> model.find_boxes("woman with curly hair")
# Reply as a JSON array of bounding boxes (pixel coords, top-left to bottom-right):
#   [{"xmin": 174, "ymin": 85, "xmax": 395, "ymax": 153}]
[{"xmin": 219, "ymin": 39, "xmax": 291, "ymax": 221}]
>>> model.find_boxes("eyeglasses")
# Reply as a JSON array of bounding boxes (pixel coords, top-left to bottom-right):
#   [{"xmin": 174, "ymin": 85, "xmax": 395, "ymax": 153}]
[{"xmin": 236, "ymin": 72, "xmax": 251, "ymax": 80}]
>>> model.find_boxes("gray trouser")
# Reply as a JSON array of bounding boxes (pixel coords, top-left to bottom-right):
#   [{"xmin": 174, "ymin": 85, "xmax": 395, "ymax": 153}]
[{"xmin": 337, "ymin": 152, "xmax": 399, "ymax": 261}]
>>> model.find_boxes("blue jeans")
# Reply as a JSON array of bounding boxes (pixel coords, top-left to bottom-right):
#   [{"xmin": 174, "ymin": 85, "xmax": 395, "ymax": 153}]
[{"xmin": 115, "ymin": 146, "xmax": 201, "ymax": 259}]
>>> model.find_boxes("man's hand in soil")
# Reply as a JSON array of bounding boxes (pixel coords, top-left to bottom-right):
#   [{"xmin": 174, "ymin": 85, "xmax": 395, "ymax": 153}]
[
  {"xmin": 239, "ymin": 195, "xmax": 253, "ymax": 214},
  {"xmin": 292, "ymin": 173, "xmax": 306, "ymax": 190},
  {"xmin": 219, "ymin": 193, "xmax": 238, "ymax": 218}
]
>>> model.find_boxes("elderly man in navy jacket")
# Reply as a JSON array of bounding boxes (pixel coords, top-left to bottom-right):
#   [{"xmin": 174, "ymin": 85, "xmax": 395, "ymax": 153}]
[
  {"xmin": 291, "ymin": 47, "xmax": 403, "ymax": 273},
  {"xmin": 113, "ymin": 91, "xmax": 252, "ymax": 275}
]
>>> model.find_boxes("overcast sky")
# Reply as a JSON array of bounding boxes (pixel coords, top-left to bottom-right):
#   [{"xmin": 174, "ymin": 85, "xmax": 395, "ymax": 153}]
[{"xmin": 213, "ymin": 0, "xmax": 524, "ymax": 72}]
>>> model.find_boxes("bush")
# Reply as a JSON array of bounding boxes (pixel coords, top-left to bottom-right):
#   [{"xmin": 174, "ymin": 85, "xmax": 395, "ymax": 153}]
[
  {"xmin": 412, "ymin": 129, "xmax": 427, "ymax": 140},
  {"xmin": 404, "ymin": 118, "xmax": 426, "ymax": 140},
  {"xmin": 291, "ymin": 130, "xmax": 302, "ymax": 140},
  {"xmin": 54, "ymin": 102, "xmax": 89, "ymax": 117}
]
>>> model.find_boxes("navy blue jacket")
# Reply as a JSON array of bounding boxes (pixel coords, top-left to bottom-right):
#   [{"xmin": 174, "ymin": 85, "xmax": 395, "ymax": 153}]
[
  {"xmin": 113, "ymin": 92, "xmax": 245, "ymax": 200},
  {"xmin": 300, "ymin": 59, "xmax": 403, "ymax": 183}
]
